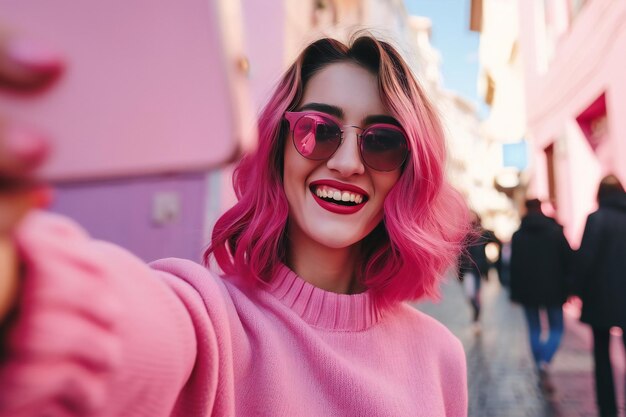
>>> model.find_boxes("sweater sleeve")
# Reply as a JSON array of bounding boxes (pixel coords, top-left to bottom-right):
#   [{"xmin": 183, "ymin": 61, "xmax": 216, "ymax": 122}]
[
  {"xmin": 440, "ymin": 335, "xmax": 468, "ymax": 417},
  {"xmin": 0, "ymin": 211, "xmax": 208, "ymax": 417}
]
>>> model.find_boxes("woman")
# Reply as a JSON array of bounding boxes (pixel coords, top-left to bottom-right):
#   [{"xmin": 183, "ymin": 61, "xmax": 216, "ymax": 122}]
[
  {"xmin": 573, "ymin": 174, "xmax": 626, "ymax": 417},
  {"xmin": 0, "ymin": 33, "xmax": 469, "ymax": 416}
]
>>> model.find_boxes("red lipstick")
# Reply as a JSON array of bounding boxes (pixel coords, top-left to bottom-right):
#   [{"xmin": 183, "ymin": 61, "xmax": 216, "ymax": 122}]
[
  {"xmin": 309, "ymin": 180, "xmax": 369, "ymax": 198},
  {"xmin": 309, "ymin": 179, "xmax": 368, "ymax": 215}
]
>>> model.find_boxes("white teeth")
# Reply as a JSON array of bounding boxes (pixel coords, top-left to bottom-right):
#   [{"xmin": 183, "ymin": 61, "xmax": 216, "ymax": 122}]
[{"xmin": 313, "ymin": 185, "xmax": 366, "ymax": 204}]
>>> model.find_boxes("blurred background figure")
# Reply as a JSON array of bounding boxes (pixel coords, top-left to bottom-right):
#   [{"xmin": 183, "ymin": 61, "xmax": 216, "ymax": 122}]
[
  {"xmin": 458, "ymin": 211, "xmax": 499, "ymax": 333},
  {"xmin": 509, "ymin": 198, "xmax": 571, "ymax": 393},
  {"xmin": 496, "ymin": 239, "xmax": 511, "ymax": 289},
  {"xmin": 573, "ymin": 174, "xmax": 626, "ymax": 417}
]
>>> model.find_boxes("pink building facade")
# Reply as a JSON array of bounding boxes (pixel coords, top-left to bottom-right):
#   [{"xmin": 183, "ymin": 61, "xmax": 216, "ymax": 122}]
[{"xmin": 518, "ymin": 0, "xmax": 626, "ymax": 245}]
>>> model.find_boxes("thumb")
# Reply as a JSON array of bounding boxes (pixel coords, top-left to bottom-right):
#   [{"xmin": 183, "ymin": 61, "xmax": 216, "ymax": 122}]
[
  {"xmin": 0, "ymin": 29, "xmax": 64, "ymax": 92},
  {"xmin": 0, "ymin": 235, "xmax": 19, "ymax": 322}
]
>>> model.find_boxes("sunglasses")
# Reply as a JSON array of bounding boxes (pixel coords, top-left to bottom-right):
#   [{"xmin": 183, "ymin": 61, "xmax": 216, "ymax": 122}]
[{"xmin": 284, "ymin": 111, "xmax": 409, "ymax": 172}]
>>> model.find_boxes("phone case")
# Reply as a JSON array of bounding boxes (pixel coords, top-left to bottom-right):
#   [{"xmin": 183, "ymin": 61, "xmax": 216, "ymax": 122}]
[{"xmin": 0, "ymin": 0, "xmax": 255, "ymax": 181}]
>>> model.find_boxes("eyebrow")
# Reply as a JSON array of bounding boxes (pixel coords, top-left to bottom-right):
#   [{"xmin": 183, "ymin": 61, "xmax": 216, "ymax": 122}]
[
  {"xmin": 296, "ymin": 103, "xmax": 344, "ymax": 118},
  {"xmin": 363, "ymin": 115, "xmax": 402, "ymax": 128},
  {"xmin": 296, "ymin": 102, "xmax": 402, "ymax": 129}
]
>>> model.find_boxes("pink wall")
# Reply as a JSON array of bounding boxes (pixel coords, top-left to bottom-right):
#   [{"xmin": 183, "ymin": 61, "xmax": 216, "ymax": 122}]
[
  {"xmin": 51, "ymin": 173, "xmax": 208, "ymax": 262},
  {"xmin": 49, "ymin": 0, "xmax": 287, "ymax": 262},
  {"xmin": 519, "ymin": 0, "xmax": 626, "ymax": 246},
  {"xmin": 241, "ymin": 0, "xmax": 286, "ymax": 110}
]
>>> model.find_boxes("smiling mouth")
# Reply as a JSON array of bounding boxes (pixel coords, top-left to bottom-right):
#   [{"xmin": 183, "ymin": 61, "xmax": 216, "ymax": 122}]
[{"xmin": 309, "ymin": 185, "xmax": 368, "ymax": 207}]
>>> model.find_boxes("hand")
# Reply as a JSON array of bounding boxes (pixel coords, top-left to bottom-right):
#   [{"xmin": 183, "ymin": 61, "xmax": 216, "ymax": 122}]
[{"xmin": 0, "ymin": 28, "xmax": 63, "ymax": 321}]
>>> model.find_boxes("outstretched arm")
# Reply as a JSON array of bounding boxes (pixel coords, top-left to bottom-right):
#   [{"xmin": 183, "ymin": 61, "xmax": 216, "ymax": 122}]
[
  {"xmin": 1, "ymin": 212, "xmax": 201, "ymax": 416},
  {"xmin": 0, "ymin": 30, "xmax": 208, "ymax": 416}
]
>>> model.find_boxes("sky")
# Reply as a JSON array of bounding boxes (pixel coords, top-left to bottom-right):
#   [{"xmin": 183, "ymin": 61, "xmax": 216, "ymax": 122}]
[{"xmin": 404, "ymin": 0, "xmax": 487, "ymax": 118}]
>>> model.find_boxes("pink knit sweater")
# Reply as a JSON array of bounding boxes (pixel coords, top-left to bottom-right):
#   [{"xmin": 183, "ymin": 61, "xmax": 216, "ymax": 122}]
[{"xmin": 0, "ymin": 212, "xmax": 467, "ymax": 416}]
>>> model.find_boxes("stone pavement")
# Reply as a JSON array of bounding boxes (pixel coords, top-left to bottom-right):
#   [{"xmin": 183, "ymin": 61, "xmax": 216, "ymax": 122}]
[{"xmin": 412, "ymin": 274, "xmax": 626, "ymax": 417}]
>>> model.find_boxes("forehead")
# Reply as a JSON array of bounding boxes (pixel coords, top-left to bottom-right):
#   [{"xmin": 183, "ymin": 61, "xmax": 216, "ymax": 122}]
[{"xmin": 300, "ymin": 62, "xmax": 388, "ymax": 118}]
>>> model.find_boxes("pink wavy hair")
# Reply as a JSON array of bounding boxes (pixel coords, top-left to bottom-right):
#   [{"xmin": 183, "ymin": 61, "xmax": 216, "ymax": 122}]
[{"xmin": 204, "ymin": 34, "xmax": 469, "ymax": 305}]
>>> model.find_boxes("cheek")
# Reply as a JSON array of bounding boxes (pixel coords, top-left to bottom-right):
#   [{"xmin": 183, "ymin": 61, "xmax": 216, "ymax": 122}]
[
  {"xmin": 374, "ymin": 173, "xmax": 402, "ymax": 205},
  {"xmin": 282, "ymin": 137, "xmax": 294, "ymax": 178},
  {"xmin": 283, "ymin": 143, "xmax": 302, "ymax": 191},
  {"xmin": 282, "ymin": 144, "xmax": 317, "ymax": 207}
]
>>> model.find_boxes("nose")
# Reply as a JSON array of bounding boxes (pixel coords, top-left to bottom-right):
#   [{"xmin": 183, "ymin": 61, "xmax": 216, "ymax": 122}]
[{"xmin": 326, "ymin": 128, "xmax": 365, "ymax": 177}]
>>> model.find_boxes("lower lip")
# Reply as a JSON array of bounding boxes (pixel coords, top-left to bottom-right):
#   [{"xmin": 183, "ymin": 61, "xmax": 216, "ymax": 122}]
[{"xmin": 312, "ymin": 192, "xmax": 366, "ymax": 215}]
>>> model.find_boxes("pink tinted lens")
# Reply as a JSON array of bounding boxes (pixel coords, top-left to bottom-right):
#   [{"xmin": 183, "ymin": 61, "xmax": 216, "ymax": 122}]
[
  {"xmin": 360, "ymin": 127, "xmax": 408, "ymax": 171},
  {"xmin": 293, "ymin": 114, "xmax": 341, "ymax": 160}
]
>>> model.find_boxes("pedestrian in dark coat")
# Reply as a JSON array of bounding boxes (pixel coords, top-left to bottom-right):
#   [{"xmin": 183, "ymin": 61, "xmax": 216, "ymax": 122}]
[
  {"xmin": 510, "ymin": 198, "xmax": 572, "ymax": 391},
  {"xmin": 458, "ymin": 211, "xmax": 497, "ymax": 331},
  {"xmin": 572, "ymin": 174, "xmax": 626, "ymax": 417}
]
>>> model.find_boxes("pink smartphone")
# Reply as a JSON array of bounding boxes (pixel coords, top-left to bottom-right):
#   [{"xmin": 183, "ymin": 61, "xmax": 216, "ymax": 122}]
[{"xmin": 0, "ymin": 0, "xmax": 255, "ymax": 182}]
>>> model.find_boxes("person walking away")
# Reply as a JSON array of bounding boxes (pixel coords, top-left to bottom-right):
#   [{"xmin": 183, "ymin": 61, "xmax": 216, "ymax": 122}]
[
  {"xmin": 498, "ymin": 240, "xmax": 512, "ymax": 289},
  {"xmin": 459, "ymin": 212, "xmax": 493, "ymax": 332},
  {"xmin": 484, "ymin": 228, "xmax": 503, "ymax": 283},
  {"xmin": 510, "ymin": 198, "xmax": 572, "ymax": 392},
  {"xmin": 573, "ymin": 174, "xmax": 626, "ymax": 417}
]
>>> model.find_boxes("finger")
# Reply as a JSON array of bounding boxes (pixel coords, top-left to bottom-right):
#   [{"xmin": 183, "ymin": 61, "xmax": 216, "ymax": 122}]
[
  {"xmin": 0, "ymin": 236, "xmax": 19, "ymax": 321},
  {"xmin": 0, "ymin": 121, "xmax": 50, "ymax": 179},
  {"xmin": 0, "ymin": 188, "xmax": 51, "ymax": 322},
  {"xmin": 0, "ymin": 360, "xmax": 109, "ymax": 415},
  {"xmin": 0, "ymin": 34, "xmax": 64, "ymax": 92},
  {"xmin": 0, "ymin": 187, "xmax": 51, "ymax": 233}
]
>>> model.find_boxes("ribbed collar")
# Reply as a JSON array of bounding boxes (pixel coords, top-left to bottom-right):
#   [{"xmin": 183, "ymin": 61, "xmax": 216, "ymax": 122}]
[{"xmin": 266, "ymin": 264, "xmax": 383, "ymax": 331}]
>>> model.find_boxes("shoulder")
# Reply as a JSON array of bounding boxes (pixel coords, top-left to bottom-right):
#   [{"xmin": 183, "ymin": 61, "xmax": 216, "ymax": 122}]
[
  {"xmin": 582, "ymin": 209, "xmax": 605, "ymax": 232},
  {"xmin": 394, "ymin": 304, "xmax": 465, "ymax": 361},
  {"xmin": 150, "ymin": 258, "xmax": 235, "ymax": 309},
  {"xmin": 586, "ymin": 209, "xmax": 603, "ymax": 222},
  {"xmin": 548, "ymin": 217, "xmax": 564, "ymax": 231},
  {"xmin": 150, "ymin": 257, "xmax": 223, "ymax": 286},
  {"xmin": 544, "ymin": 218, "xmax": 565, "ymax": 236},
  {"xmin": 392, "ymin": 305, "xmax": 467, "ymax": 406}
]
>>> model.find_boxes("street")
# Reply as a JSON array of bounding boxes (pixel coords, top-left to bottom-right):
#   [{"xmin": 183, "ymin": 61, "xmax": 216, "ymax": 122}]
[{"xmin": 413, "ymin": 274, "xmax": 625, "ymax": 417}]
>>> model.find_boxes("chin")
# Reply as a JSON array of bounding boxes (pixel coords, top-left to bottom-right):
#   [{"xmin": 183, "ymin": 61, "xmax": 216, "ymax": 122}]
[
  {"xmin": 316, "ymin": 237, "xmax": 360, "ymax": 249},
  {"xmin": 307, "ymin": 225, "xmax": 371, "ymax": 249}
]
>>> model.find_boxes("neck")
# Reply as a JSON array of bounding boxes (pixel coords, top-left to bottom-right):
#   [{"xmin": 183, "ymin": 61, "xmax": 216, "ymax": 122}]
[{"xmin": 285, "ymin": 226, "xmax": 361, "ymax": 294}]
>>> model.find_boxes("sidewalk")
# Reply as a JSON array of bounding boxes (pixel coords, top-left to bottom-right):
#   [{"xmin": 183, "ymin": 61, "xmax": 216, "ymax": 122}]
[{"xmin": 412, "ymin": 275, "xmax": 625, "ymax": 417}]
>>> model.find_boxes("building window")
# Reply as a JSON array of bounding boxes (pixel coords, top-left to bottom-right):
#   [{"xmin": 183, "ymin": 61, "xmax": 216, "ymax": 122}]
[
  {"xmin": 484, "ymin": 72, "xmax": 495, "ymax": 106},
  {"xmin": 542, "ymin": 0, "xmax": 568, "ymax": 64},
  {"xmin": 312, "ymin": 0, "xmax": 337, "ymax": 27},
  {"xmin": 545, "ymin": 143, "xmax": 557, "ymax": 207},
  {"xmin": 576, "ymin": 92, "xmax": 608, "ymax": 151},
  {"xmin": 470, "ymin": 0, "xmax": 483, "ymax": 32},
  {"xmin": 568, "ymin": 0, "xmax": 588, "ymax": 21}
]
